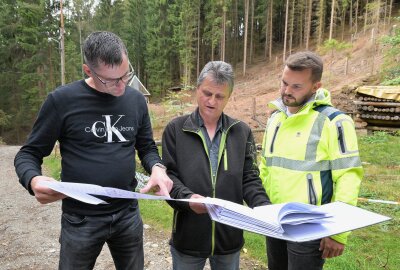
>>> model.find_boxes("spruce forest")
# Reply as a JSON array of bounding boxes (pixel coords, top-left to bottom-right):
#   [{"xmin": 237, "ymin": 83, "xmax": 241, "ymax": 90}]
[{"xmin": 0, "ymin": 0, "xmax": 399, "ymax": 144}]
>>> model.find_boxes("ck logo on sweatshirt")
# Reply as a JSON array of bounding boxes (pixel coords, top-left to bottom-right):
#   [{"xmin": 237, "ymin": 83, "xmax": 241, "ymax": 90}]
[{"xmin": 85, "ymin": 115, "xmax": 134, "ymax": 143}]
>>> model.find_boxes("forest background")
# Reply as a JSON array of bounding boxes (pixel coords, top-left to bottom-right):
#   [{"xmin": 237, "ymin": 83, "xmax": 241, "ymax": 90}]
[{"xmin": 0, "ymin": 0, "xmax": 399, "ymax": 144}]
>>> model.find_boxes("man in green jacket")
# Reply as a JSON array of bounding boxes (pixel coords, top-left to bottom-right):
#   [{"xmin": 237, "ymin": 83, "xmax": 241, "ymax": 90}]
[
  {"xmin": 163, "ymin": 61, "xmax": 270, "ymax": 269},
  {"xmin": 259, "ymin": 51, "xmax": 363, "ymax": 270}
]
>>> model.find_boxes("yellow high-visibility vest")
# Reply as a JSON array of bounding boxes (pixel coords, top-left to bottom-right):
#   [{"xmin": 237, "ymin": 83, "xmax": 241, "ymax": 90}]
[{"xmin": 259, "ymin": 88, "xmax": 363, "ymax": 244}]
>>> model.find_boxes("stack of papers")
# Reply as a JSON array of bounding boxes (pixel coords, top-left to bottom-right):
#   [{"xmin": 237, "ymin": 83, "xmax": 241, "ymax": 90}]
[
  {"xmin": 204, "ymin": 198, "xmax": 332, "ymax": 236},
  {"xmin": 203, "ymin": 197, "xmax": 391, "ymax": 242}
]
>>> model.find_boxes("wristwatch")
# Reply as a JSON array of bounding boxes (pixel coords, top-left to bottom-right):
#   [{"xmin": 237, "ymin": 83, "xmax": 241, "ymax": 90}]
[{"xmin": 153, "ymin": 162, "xmax": 167, "ymax": 170}]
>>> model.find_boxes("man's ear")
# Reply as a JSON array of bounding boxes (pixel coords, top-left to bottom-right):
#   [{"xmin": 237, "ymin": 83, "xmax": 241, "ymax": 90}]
[
  {"xmin": 82, "ymin": 64, "xmax": 92, "ymax": 78},
  {"xmin": 313, "ymin": 81, "xmax": 322, "ymax": 92}
]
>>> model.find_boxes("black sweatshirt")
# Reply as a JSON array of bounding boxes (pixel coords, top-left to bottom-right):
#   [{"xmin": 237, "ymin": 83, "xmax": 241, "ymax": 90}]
[{"xmin": 15, "ymin": 80, "xmax": 161, "ymax": 215}]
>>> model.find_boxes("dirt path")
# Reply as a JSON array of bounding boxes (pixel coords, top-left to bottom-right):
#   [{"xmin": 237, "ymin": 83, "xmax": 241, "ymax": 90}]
[{"xmin": 0, "ymin": 145, "xmax": 263, "ymax": 270}]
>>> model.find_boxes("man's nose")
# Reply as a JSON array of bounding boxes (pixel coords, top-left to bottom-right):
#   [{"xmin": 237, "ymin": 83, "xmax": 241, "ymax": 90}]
[
  {"xmin": 206, "ymin": 95, "xmax": 214, "ymax": 104},
  {"xmin": 116, "ymin": 79, "xmax": 127, "ymax": 89},
  {"xmin": 282, "ymin": 85, "xmax": 292, "ymax": 95}
]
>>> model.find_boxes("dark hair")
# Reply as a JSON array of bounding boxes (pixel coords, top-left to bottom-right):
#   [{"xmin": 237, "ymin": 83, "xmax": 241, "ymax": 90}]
[
  {"xmin": 285, "ymin": 51, "xmax": 323, "ymax": 82},
  {"xmin": 83, "ymin": 31, "xmax": 128, "ymax": 68},
  {"xmin": 197, "ymin": 61, "xmax": 234, "ymax": 94}
]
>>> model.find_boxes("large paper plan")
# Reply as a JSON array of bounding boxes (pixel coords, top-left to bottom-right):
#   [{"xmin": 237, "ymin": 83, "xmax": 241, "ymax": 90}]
[{"xmin": 39, "ymin": 180, "xmax": 391, "ymax": 242}]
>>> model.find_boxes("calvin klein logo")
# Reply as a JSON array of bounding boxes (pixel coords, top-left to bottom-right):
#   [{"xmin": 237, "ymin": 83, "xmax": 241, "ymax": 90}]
[{"xmin": 84, "ymin": 115, "xmax": 134, "ymax": 143}]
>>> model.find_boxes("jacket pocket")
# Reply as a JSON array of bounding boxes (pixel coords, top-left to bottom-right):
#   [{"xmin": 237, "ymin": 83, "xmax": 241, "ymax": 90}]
[
  {"xmin": 270, "ymin": 123, "xmax": 281, "ymax": 153},
  {"xmin": 307, "ymin": 173, "xmax": 317, "ymax": 205}
]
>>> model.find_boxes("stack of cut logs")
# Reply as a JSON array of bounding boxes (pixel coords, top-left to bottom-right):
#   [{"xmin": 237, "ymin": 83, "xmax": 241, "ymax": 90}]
[{"xmin": 354, "ymin": 94, "xmax": 400, "ymax": 127}]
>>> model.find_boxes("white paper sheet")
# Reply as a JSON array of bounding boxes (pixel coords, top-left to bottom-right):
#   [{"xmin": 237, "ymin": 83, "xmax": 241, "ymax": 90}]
[{"xmin": 38, "ymin": 180, "xmax": 171, "ymax": 203}]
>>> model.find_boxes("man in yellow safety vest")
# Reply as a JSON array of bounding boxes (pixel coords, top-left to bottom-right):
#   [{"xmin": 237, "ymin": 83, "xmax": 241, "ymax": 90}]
[{"xmin": 259, "ymin": 51, "xmax": 363, "ymax": 270}]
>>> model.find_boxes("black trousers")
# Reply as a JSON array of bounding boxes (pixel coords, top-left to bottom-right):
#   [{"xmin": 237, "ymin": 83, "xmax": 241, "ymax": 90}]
[{"xmin": 266, "ymin": 237, "xmax": 325, "ymax": 270}]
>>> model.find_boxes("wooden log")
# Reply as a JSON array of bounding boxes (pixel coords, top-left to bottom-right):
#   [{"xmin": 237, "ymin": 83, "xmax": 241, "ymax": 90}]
[{"xmin": 354, "ymin": 101, "xmax": 400, "ymax": 107}]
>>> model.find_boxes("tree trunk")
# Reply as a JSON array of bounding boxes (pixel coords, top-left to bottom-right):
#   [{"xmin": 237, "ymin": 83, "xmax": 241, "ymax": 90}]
[
  {"xmin": 197, "ymin": 2, "xmax": 201, "ymax": 77},
  {"xmin": 317, "ymin": 0, "xmax": 325, "ymax": 45},
  {"xmin": 264, "ymin": 1, "xmax": 269, "ymax": 59},
  {"xmin": 341, "ymin": 4, "xmax": 346, "ymax": 40},
  {"xmin": 269, "ymin": 0, "xmax": 273, "ymax": 60},
  {"xmin": 388, "ymin": 0, "xmax": 394, "ymax": 25},
  {"xmin": 232, "ymin": 0, "xmax": 239, "ymax": 68},
  {"xmin": 355, "ymin": 0, "xmax": 359, "ymax": 33},
  {"xmin": 249, "ymin": 0, "xmax": 254, "ymax": 64},
  {"xmin": 243, "ymin": 0, "xmax": 249, "ymax": 75},
  {"xmin": 289, "ymin": 0, "xmax": 295, "ymax": 54},
  {"xmin": 383, "ymin": 0, "xmax": 388, "ymax": 27},
  {"xmin": 298, "ymin": 0, "xmax": 304, "ymax": 48},
  {"xmin": 329, "ymin": 0, "xmax": 335, "ymax": 40},
  {"xmin": 376, "ymin": 0, "xmax": 381, "ymax": 33},
  {"xmin": 221, "ymin": 6, "xmax": 226, "ymax": 61},
  {"xmin": 305, "ymin": 0, "xmax": 312, "ymax": 49},
  {"xmin": 364, "ymin": 0, "xmax": 369, "ymax": 34},
  {"xmin": 283, "ymin": 0, "xmax": 289, "ymax": 62}
]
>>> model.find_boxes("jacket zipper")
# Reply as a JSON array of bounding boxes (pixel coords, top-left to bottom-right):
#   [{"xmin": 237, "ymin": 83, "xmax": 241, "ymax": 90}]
[
  {"xmin": 223, "ymin": 146, "xmax": 228, "ymax": 171},
  {"xmin": 337, "ymin": 122, "xmax": 346, "ymax": 154},
  {"xmin": 307, "ymin": 173, "xmax": 317, "ymax": 205},
  {"xmin": 183, "ymin": 121, "xmax": 239, "ymax": 256},
  {"xmin": 270, "ymin": 123, "xmax": 281, "ymax": 153}
]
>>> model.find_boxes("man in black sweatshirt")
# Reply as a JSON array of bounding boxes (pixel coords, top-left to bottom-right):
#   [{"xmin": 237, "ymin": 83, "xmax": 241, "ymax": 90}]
[{"xmin": 14, "ymin": 31, "xmax": 172, "ymax": 270}]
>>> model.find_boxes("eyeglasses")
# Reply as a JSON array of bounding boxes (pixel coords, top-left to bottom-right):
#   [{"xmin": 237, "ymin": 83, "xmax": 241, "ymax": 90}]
[{"xmin": 90, "ymin": 63, "xmax": 135, "ymax": 88}]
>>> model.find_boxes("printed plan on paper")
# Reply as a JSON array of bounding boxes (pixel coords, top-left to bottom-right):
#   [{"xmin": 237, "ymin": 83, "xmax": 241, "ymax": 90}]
[{"xmin": 39, "ymin": 181, "xmax": 391, "ymax": 242}]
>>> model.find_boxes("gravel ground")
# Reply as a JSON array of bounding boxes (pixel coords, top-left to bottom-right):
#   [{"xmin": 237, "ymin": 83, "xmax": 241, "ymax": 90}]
[{"xmin": 0, "ymin": 145, "xmax": 264, "ymax": 270}]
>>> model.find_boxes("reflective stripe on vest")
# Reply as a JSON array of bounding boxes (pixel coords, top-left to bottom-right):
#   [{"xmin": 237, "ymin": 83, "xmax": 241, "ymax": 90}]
[{"xmin": 265, "ymin": 105, "xmax": 361, "ymax": 171}]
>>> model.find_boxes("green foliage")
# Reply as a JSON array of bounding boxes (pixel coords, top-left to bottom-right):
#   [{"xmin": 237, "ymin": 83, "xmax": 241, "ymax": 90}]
[
  {"xmin": 43, "ymin": 154, "xmax": 62, "ymax": 180},
  {"xmin": 359, "ymin": 131, "xmax": 400, "ymax": 166},
  {"xmin": 359, "ymin": 131, "xmax": 389, "ymax": 144},
  {"xmin": 122, "ymin": 0, "xmax": 147, "ymax": 81},
  {"xmin": 162, "ymin": 90, "xmax": 193, "ymax": 117},
  {"xmin": 144, "ymin": 0, "xmax": 174, "ymax": 96},
  {"xmin": 139, "ymin": 200, "xmax": 173, "ymax": 228},
  {"xmin": 318, "ymin": 38, "xmax": 352, "ymax": 56},
  {"xmin": 0, "ymin": 109, "xmax": 11, "ymax": 128},
  {"xmin": 380, "ymin": 21, "xmax": 400, "ymax": 85}
]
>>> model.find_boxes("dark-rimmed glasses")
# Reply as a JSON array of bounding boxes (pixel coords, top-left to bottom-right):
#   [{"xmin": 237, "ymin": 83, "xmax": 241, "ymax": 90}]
[{"xmin": 90, "ymin": 62, "xmax": 135, "ymax": 88}]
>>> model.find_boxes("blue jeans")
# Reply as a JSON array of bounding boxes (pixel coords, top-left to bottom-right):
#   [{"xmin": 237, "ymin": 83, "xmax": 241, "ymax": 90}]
[
  {"xmin": 59, "ymin": 205, "xmax": 143, "ymax": 270},
  {"xmin": 266, "ymin": 237, "xmax": 325, "ymax": 270},
  {"xmin": 170, "ymin": 246, "xmax": 240, "ymax": 270}
]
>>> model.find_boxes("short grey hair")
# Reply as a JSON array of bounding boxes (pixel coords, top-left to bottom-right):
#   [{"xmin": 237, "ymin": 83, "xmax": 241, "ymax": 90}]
[
  {"xmin": 197, "ymin": 61, "xmax": 234, "ymax": 94},
  {"xmin": 83, "ymin": 31, "xmax": 128, "ymax": 68},
  {"xmin": 285, "ymin": 51, "xmax": 323, "ymax": 82}
]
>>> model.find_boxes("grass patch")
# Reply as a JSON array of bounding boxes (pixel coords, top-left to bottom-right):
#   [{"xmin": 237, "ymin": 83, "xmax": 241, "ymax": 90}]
[
  {"xmin": 323, "ymin": 132, "xmax": 400, "ymax": 270},
  {"xmin": 139, "ymin": 200, "xmax": 173, "ymax": 229},
  {"xmin": 43, "ymin": 131, "xmax": 399, "ymax": 269},
  {"xmin": 43, "ymin": 155, "xmax": 61, "ymax": 180}
]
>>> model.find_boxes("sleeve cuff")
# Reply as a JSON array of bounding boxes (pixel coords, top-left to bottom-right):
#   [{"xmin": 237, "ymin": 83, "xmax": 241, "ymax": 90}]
[
  {"xmin": 22, "ymin": 170, "xmax": 41, "ymax": 196},
  {"xmin": 330, "ymin": 231, "xmax": 350, "ymax": 245}
]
